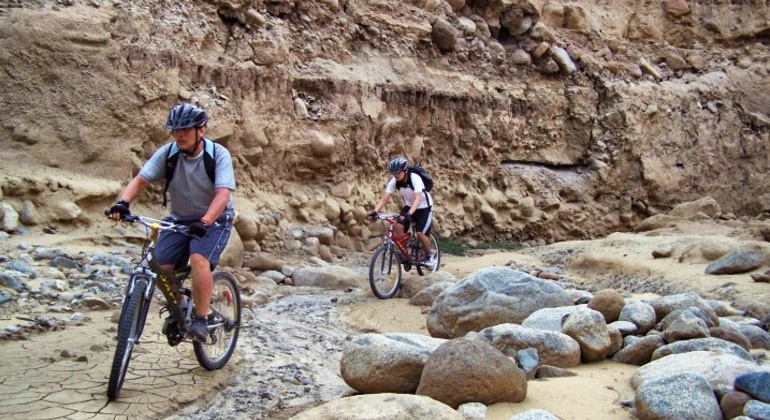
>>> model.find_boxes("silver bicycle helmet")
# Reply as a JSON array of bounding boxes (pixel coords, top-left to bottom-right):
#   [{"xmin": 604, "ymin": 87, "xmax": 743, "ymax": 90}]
[
  {"xmin": 164, "ymin": 104, "xmax": 208, "ymax": 130},
  {"xmin": 388, "ymin": 156, "xmax": 408, "ymax": 174}
]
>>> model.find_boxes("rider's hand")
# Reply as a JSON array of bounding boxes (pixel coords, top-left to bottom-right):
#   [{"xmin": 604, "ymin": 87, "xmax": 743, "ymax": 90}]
[
  {"xmin": 108, "ymin": 200, "xmax": 130, "ymax": 220},
  {"xmin": 398, "ymin": 209, "xmax": 412, "ymax": 222},
  {"xmin": 368, "ymin": 211, "xmax": 379, "ymax": 221},
  {"xmin": 188, "ymin": 219, "xmax": 209, "ymax": 238}
]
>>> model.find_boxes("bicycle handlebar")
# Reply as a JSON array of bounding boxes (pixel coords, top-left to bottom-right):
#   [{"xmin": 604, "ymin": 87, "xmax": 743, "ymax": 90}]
[{"xmin": 105, "ymin": 210, "xmax": 193, "ymax": 235}]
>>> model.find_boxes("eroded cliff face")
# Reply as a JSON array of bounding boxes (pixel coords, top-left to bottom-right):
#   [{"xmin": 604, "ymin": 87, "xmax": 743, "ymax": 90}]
[{"xmin": 1, "ymin": 0, "xmax": 769, "ymax": 250}]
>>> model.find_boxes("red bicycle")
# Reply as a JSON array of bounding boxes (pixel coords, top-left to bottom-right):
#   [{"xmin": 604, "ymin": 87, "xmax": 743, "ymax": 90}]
[{"xmin": 368, "ymin": 214, "xmax": 441, "ymax": 299}]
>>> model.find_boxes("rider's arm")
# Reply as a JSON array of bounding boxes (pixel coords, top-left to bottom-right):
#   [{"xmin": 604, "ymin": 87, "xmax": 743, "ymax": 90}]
[
  {"xmin": 372, "ymin": 192, "xmax": 392, "ymax": 213},
  {"xmin": 119, "ymin": 175, "xmax": 151, "ymax": 203},
  {"xmin": 201, "ymin": 188, "xmax": 231, "ymax": 225}
]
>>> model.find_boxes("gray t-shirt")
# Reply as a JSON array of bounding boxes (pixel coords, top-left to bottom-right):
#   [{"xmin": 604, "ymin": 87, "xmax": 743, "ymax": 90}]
[{"xmin": 139, "ymin": 139, "xmax": 235, "ymax": 219}]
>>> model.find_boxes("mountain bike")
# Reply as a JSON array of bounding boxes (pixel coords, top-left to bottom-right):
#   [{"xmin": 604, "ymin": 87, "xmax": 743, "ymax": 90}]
[
  {"xmin": 105, "ymin": 213, "xmax": 241, "ymax": 401},
  {"xmin": 368, "ymin": 214, "xmax": 441, "ymax": 299}
]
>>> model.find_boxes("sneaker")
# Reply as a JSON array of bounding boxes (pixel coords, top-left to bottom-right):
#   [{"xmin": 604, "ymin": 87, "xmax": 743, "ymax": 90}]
[
  {"xmin": 188, "ymin": 315, "xmax": 208, "ymax": 342},
  {"xmin": 425, "ymin": 251, "xmax": 437, "ymax": 267}
]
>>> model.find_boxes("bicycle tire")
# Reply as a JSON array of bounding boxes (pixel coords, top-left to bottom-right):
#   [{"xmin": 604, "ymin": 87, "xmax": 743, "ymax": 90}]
[
  {"xmin": 411, "ymin": 232, "xmax": 441, "ymax": 276},
  {"xmin": 107, "ymin": 277, "xmax": 149, "ymax": 401},
  {"xmin": 369, "ymin": 245, "xmax": 402, "ymax": 299},
  {"xmin": 428, "ymin": 232, "xmax": 441, "ymax": 272},
  {"xmin": 194, "ymin": 271, "xmax": 241, "ymax": 370},
  {"xmin": 412, "ymin": 237, "xmax": 425, "ymax": 276}
]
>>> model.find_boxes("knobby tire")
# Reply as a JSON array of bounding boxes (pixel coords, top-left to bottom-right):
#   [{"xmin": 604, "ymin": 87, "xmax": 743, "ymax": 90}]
[
  {"xmin": 107, "ymin": 277, "xmax": 149, "ymax": 401},
  {"xmin": 193, "ymin": 271, "xmax": 241, "ymax": 370},
  {"xmin": 412, "ymin": 232, "xmax": 442, "ymax": 276},
  {"xmin": 369, "ymin": 245, "xmax": 402, "ymax": 299}
]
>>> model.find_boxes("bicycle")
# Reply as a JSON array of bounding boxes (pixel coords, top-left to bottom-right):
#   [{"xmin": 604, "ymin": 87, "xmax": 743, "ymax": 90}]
[
  {"xmin": 368, "ymin": 214, "xmax": 441, "ymax": 299},
  {"xmin": 105, "ymin": 212, "xmax": 241, "ymax": 401}
]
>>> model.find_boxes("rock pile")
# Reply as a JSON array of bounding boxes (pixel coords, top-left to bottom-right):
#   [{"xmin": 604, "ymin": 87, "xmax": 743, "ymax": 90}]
[{"xmin": 330, "ymin": 266, "xmax": 770, "ymax": 419}]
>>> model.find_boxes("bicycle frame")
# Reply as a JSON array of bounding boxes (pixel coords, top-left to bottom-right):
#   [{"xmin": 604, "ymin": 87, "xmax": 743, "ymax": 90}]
[
  {"xmin": 379, "ymin": 216, "xmax": 424, "ymax": 267},
  {"xmin": 122, "ymin": 216, "xmax": 193, "ymax": 338}
]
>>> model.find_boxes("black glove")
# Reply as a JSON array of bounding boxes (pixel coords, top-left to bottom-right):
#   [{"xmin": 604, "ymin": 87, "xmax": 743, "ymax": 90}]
[
  {"xmin": 188, "ymin": 219, "xmax": 209, "ymax": 238},
  {"xmin": 108, "ymin": 200, "xmax": 130, "ymax": 220},
  {"xmin": 398, "ymin": 209, "xmax": 412, "ymax": 222},
  {"xmin": 368, "ymin": 211, "xmax": 379, "ymax": 221}
]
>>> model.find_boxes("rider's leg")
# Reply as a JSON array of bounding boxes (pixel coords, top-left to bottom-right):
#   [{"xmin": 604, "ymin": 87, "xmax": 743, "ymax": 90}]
[
  {"xmin": 190, "ymin": 254, "xmax": 213, "ymax": 317},
  {"xmin": 416, "ymin": 232, "xmax": 432, "ymax": 255},
  {"xmin": 155, "ymin": 230, "xmax": 191, "ymax": 307},
  {"xmin": 412, "ymin": 208, "xmax": 433, "ymax": 259},
  {"xmin": 188, "ymin": 215, "xmax": 234, "ymax": 317}
]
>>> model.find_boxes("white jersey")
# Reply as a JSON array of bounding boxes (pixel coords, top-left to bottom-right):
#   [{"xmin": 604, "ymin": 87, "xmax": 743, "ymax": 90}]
[{"xmin": 386, "ymin": 172, "xmax": 433, "ymax": 209}]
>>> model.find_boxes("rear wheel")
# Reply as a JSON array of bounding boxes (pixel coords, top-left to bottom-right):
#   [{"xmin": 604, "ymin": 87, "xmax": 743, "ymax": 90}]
[
  {"xmin": 107, "ymin": 277, "xmax": 149, "ymax": 401},
  {"xmin": 194, "ymin": 271, "xmax": 241, "ymax": 370},
  {"xmin": 428, "ymin": 232, "xmax": 441, "ymax": 272},
  {"xmin": 369, "ymin": 245, "xmax": 402, "ymax": 299},
  {"xmin": 413, "ymin": 232, "xmax": 441, "ymax": 275}
]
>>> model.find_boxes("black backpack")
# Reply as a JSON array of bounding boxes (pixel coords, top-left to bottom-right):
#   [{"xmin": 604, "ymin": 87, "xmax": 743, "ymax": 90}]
[
  {"xmin": 162, "ymin": 139, "xmax": 216, "ymax": 208},
  {"xmin": 399, "ymin": 165, "xmax": 433, "ymax": 192}
]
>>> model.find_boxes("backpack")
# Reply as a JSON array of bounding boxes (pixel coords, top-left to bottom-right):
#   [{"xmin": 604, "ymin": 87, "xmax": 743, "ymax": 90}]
[
  {"xmin": 162, "ymin": 139, "xmax": 216, "ymax": 208},
  {"xmin": 400, "ymin": 165, "xmax": 433, "ymax": 192}
]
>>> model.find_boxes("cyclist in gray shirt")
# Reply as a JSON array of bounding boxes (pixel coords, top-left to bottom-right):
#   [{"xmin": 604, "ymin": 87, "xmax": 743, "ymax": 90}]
[{"xmin": 108, "ymin": 103, "xmax": 235, "ymax": 342}]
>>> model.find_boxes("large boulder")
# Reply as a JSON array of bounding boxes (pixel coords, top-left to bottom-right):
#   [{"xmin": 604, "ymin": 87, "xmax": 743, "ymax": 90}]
[
  {"xmin": 416, "ymin": 338, "xmax": 527, "ymax": 408},
  {"xmin": 427, "ymin": 267, "xmax": 573, "ymax": 338}
]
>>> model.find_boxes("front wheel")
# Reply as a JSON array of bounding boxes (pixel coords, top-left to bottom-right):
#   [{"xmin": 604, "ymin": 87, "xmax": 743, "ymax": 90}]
[
  {"xmin": 194, "ymin": 271, "xmax": 241, "ymax": 370},
  {"xmin": 369, "ymin": 245, "xmax": 402, "ymax": 299},
  {"xmin": 107, "ymin": 277, "xmax": 150, "ymax": 401}
]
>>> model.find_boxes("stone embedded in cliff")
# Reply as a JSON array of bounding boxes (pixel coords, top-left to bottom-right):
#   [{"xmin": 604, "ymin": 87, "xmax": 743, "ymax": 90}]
[
  {"xmin": 661, "ymin": 0, "xmax": 691, "ymax": 18},
  {"xmin": 550, "ymin": 46, "xmax": 576, "ymax": 74},
  {"xmin": 501, "ymin": 8, "xmax": 533, "ymax": 37},
  {"xmin": 639, "ymin": 57, "xmax": 662, "ymax": 80},
  {"xmin": 469, "ymin": 14, "xmax": 492, "ymax": 38},
  {"xmin": 457, "ymin": 17, "xmax": 476, "ymax": 35},
  {"xmin": 668, "ymin": 196, "xmax": 721, "ymax": 219},
  {"xmin": 415, "ymin": 0, "xmax": 442, "ymax": 12},
  {"xmin": 510, "ymin": 48, "xmax": 532, "ymax": 65},
  {"xmin": 294, "ymin": 97, "xmax": 309, "ymax": 118},
  {"xmin": 563, "ymin": 5, "xmax": 590, "ymax": 32},
  {"xmin": 244, "ymin": 8, "xmax": 266, "ymax": 27},
  {"xmin": 665, "ymin": 52, "xmax": 688, "ymax": 70},
  {"xmin": 529, "ymin": 21, "xmax": 557, "ymax": 43},
  {"xmin": 218, "ymin": 230, "xmax": 244, "ymax": 269},
  {"xmin": 53, "ymin": 202, "xmax": 82, "ymax": 222},
  {"xmin": 308, "ymin": 130, "xmax": 336, "ymax": 157},
  {"xmin": 532, "ymin": 42, "xmax": 550, "ymax": 58},
  {"xmin": 431, "ymin": 20, "xmax": 458, "ymax": 53},
  {"xmin": 686, "ymin": 54, "xmax": 707, "ymax": 71},
  {"xmin": 1, "ymin": 203, "xmax": 19, "ymax": 233},
  {"xmin": 445, "ymin": 0, "xmax": 465, "ymax": 11}
]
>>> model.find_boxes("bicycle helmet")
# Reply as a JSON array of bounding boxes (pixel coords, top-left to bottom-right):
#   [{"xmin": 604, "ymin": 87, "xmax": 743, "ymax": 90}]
[
  {"xmin": 164, "ymin": 104, "xmax": 208, "ymax": 130},
  {"xmin": 388, "ymin": 156, "xmax": 408, "ymax": 174}
]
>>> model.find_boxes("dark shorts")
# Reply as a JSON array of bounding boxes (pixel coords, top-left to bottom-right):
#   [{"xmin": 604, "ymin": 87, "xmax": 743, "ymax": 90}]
[
  {"xmin": 400, "ymin": 205, "xmax": 432, "ymax": 236},
  {"xmin": 154, "ymin": 214, "xmax": 234, "ymax": 270}
]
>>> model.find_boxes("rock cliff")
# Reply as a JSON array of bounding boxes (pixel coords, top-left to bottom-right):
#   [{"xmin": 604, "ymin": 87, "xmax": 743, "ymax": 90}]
[{"xmin": 1, "ymin": 0, "xmax": 769, "ymax": 251}]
